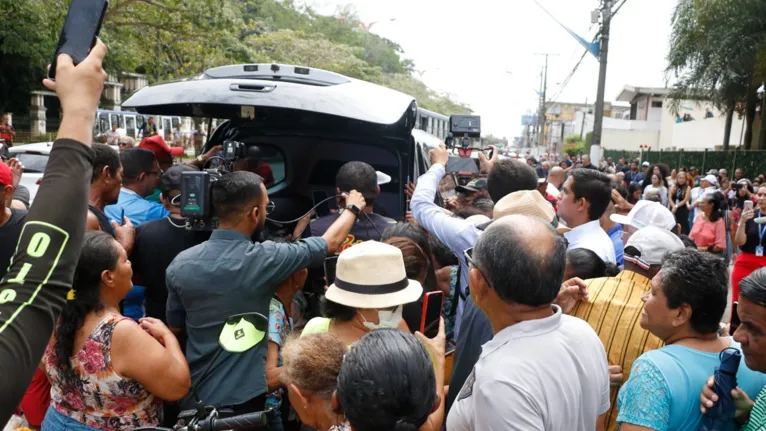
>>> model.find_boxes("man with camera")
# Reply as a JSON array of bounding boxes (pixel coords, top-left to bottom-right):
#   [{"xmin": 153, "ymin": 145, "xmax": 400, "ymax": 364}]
[{"xmin": 165, "ymin": 171, "xmax": 366, "ymax": 413}]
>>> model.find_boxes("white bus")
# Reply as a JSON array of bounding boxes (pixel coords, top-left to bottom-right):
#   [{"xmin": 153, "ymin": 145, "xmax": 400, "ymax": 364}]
[{"xmin": 94, "ymin": 110, "xmax": 190, "ymax": 143}]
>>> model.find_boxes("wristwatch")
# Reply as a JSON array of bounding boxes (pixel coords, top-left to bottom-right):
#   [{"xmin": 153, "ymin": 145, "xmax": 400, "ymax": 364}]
[{"xmin": 345, "ymin": 204, "xmax": 361, "ymax": 217}]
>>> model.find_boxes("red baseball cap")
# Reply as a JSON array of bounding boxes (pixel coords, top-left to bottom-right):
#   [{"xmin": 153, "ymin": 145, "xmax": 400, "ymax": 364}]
[
  {"xmin": 139, "ymin": 135, "xmax": 184, "ymax": 161},
  {"xmin": 0, "ymin": 162, "xmax": 12, "ymax": 187}
]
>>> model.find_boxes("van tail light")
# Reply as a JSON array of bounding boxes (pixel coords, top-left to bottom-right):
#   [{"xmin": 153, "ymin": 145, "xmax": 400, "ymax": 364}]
[{"xmin": 36, "ymin": 178, "xmax": 42, "ymax": 185}]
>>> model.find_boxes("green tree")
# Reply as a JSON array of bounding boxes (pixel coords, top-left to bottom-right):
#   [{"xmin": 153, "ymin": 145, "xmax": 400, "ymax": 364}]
[
  {"xmin": 667, "ymin": 0, "xmax": 766, "ymax": 150},
  {"xmin": 0, "ymin": 0, "xmax": 470, "ymax": 123}
]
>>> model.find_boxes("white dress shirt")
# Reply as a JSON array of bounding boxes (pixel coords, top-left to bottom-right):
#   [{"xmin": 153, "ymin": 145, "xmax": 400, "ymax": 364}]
[
  {"xmin": 563, "ymin": 220, "xmax": 617, "ymax": 263},
  {"xmin": 447, "ymin": 306, "xmax": 610, "ymax": 431}
]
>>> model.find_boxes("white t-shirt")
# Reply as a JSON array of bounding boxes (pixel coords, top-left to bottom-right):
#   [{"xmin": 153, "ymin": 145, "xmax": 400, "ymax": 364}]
[
  {"xmin": 172, "ymin": 128, "xmax": 184, "ymax": 144},
  {"xmin": 563, "ymin": 220, "xmax": 617, "ymax": 263},
  {"xmin": 105, "ymin": 130, "xmax": 119, "ymax": 145},
  {"xmin": 447, "ymin": 306, "xmax": 610, "ymax": 431},
  {"xmin": 546, "ymin": 183, "xmax": 560, "ymax": 198}
]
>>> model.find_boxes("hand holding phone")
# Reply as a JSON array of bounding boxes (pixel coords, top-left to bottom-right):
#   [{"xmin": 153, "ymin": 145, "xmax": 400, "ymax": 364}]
[
  {"xmin": 744, "ymin": 200, "xmax": 754, "ymax": 212},
  {"xmin": 48, "ymin": 0, "xmax": 109, "ymax": 80},
  {"xmin": 420, "ymin": 291, "xmax": 444, "ymax": 338}
]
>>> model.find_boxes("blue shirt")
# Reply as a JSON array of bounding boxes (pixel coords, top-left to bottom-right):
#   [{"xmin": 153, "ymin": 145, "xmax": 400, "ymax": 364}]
[
  {"xmin": 411, "ymin": 163, "xmax": 481, "ymax": 338},
  {"xmin": 104, "ymin": 189, "xmax": 169, "ymax": 321},
  {"xmin": 166, "ymin": 230, "xmax": 327, "ymax": 407},
  {"xmin": 607, "ymin": 224, "xmax": 624, "ymax": 266},
  {"xmin": 617, "ymin": 339, "xmax": 766, "ymax": 431},
  {"xmin": 105, "ymin": 188, "xmax": 169, "ymax": 226}
]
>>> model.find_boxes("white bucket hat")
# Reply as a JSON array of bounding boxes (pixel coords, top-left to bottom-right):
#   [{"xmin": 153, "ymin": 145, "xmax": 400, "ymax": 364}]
[{"xmin": 325, "ymin": 241, "xmax": 423, "ymax": 309}]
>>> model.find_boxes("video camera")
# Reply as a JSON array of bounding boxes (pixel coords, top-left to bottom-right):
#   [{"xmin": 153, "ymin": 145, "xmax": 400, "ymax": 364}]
[
  {"xmin": 444, "ymin": 115, "xmax": 481, "ymax": 151},
  {"xmin": 180, "ymin": 140, "xmax": 261, "ymax": 231}
]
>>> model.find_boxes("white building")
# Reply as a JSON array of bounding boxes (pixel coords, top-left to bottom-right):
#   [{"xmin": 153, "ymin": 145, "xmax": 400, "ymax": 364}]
[{"xmin": 565, "ymin": 85, "xmax": 748, "ymax": 153}]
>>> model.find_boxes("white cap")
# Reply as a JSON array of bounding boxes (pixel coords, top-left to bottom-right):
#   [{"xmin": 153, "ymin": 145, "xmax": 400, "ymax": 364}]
[
  {"xmin": 624, "ymin": 226, "xmax": 684, "ymax": 268},
  {"xmin": 376, "ymin": 171, "xmax": 391, "ymax": 185},
  {"xmin": 610, "ymin": 200, "xmax": 676, "ymax": 231},
  {"xmin": 702, "ymin": 174, "xmax": 719, "ymax": 187},
  {"xmin": 642, "ymin": 161, "xmax": 650, "ymax": 167}
]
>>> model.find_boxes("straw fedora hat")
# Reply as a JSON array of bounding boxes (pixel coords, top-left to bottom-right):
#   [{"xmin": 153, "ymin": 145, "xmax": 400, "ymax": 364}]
[
  {"xmin": 492, "ymin": 190, "xmax": 570, "ymax": 234},
  {"xmin": 325, "ymin": 241, "xmax": 423, "ymax": 309}
]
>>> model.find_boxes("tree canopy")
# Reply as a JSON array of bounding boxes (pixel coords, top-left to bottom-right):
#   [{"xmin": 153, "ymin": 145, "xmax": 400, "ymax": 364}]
[
  {"xmin": 666, "ymin": 0, "xmax": 766, "ymax": 149},
  {"xmin": 0, "ymin": 0, "xmax": 470, "ymax": 117}
]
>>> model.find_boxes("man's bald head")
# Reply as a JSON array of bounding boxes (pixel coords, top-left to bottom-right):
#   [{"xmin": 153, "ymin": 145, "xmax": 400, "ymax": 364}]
[
  {"xmin": 547, "ymin": 166, "xmax": 565, "ymax": 187},
  {"xmin": 473, "ymin": 215, "xmax": 567, "ymax": 306}
]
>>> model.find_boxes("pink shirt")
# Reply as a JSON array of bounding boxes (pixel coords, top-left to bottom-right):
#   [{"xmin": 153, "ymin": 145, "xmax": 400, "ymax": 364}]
[{"xmin": 690, "ymin": 214, "xmax": 727, "ymax": 249}]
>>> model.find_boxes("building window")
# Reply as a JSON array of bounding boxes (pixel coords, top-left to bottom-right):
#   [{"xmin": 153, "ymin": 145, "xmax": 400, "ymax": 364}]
[{"xmin": 651, "ymin": 101, "xmax": 663, "ymax": 108}]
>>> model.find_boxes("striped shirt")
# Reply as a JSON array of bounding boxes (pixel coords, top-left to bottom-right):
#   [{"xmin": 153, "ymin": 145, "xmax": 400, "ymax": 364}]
[
  {"xmin": 743, "ymin": 386, "xmax": 766, "ymax": 431},
  {"xmin": 571, "ymin": 271, "xmax": 664, "ymax": 431}
]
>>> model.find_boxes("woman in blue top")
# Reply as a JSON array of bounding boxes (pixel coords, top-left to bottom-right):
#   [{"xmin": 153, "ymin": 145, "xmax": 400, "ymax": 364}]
[{"xmin": 617, "ymin": 249, "xmax": 766, "ymax": 431}]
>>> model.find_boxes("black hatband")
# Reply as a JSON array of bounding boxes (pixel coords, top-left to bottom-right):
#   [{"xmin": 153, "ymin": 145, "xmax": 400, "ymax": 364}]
[{"xmin": 334, "ymin": 277, "xmax": 409, "ymax": 295}]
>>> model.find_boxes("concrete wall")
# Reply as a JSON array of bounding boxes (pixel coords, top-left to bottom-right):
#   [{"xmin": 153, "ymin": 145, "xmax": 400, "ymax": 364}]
[{"xmin": 601, "ymin": 129, "xmax": 660, "ymax": 151}]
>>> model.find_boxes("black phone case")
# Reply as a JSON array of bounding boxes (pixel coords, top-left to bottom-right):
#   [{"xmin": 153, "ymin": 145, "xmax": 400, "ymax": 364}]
[{"xmin": 49, "ymin": 0, "xmax": 109, "ymax": 80}]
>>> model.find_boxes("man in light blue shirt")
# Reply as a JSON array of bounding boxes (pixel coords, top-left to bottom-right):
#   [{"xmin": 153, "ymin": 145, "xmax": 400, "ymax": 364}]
[
  {"xmin": 105, "ymin": 148, "xmax": 169, "ymax": 225},
  {"xmin": 411, "ymin": 145, "xmax": 538, "ymax": 337},
  {"xmin": 411, "ymin": 144, "xmax": 539, "ymax": 417},
  {"xmin": 105, "ymin": 148, "xmax": 168, "ymax": 319}
]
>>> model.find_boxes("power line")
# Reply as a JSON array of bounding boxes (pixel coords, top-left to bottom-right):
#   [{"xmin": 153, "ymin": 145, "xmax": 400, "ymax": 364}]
[
  {"xmin": 548, "ymin": 50, "xmax": 588, "ymax": 103},
  {"xmin": 612, "ymin": 0, "xmax": 629, "ymax": 17}
]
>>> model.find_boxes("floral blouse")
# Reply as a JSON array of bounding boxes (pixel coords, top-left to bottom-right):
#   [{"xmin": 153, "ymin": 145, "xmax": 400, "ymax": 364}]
[
  {"xmin": 265, "ymin": 297, "xmax": 293, "ymax": 411},
  {"xmin": 43, "ymin": 314, "xmax": 162, "ymax": 431}
]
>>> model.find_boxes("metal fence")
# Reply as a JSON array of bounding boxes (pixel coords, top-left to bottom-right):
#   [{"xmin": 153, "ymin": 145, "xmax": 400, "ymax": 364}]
[{"xmin": 604, "ymin": 148, "xmax": 766, "ymax": 179}]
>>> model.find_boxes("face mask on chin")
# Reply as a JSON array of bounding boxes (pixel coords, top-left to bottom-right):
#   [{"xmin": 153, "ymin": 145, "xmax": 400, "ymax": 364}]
[{"xmin": 360, "ymin": 305, "xmax": 403, "ymax": 330}]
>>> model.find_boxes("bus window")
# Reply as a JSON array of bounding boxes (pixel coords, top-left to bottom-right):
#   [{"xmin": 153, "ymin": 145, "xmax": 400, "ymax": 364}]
[
  {"xmin": 125, "ymin": 116, "xmax": 136, "ymax": 138},
  {"xmin": 171, "ymin": 117, "xmax": 180, "ymax": 128},
  {"xmin": 110, "ymin": 114, "xmax": 124, "ymax": 130},
  {"xmin": 162, "ymin": 118, "xmax": 171, "ymax": 138},
  {"xmin": 98, "ymin": 113, "xmax": 110, "ymax": 135}
]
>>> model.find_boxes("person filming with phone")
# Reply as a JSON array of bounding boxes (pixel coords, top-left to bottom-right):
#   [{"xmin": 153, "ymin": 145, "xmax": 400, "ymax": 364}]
[
  {"xmin": 165, "ymin": 171, "xmax": 366, "ymax": 416},
  {"xmin": 0, "ymin": 34, "xmax": 114, "ymax": 422},
  {"xmin": 732, "ymin": 186, "xmax": 766, "ymax": 316}
]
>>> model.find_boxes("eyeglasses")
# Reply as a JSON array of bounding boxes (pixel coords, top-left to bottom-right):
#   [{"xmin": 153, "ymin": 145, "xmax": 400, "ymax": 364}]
[
  {"xmin": 265, "ymin": 201, "xmax": 275, "ymax": 215},
  {"xmin": 464, "ymin": 247, "xmax": 477, "ymax": 268},
  {"xmin": 146, "ymin": 169, "xmax": 164, "ymax": 177}
]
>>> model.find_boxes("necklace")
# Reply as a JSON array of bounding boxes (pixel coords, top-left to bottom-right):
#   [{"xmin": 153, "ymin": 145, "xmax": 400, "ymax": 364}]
[{"xmin": 166, "ymin": 216, "xmax": 187, "ymax": 229}]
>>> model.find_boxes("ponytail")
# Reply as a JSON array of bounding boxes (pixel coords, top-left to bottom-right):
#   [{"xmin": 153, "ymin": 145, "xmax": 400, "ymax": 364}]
[{"xmin": 54, "ymin": 232, "xmax": 119, "ymax": 381}]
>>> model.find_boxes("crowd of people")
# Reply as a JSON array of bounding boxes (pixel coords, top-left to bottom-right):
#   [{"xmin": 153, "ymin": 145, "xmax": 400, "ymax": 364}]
[{"xmin": 4, "ymin": 40, "xmax": 766, "ymax": 431}]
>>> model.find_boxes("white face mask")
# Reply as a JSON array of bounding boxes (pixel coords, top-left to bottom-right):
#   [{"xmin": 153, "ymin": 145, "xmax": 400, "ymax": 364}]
[{"xmin": 360, "ymin": 305, "xmax": 403, "ymax": 330}]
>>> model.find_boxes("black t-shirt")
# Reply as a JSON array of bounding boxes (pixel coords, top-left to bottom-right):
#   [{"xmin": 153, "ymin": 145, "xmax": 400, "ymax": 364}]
[
  {"xmin": 0, "ymin": 209, "xmax": 27, "ymax": 278},
  {"xmin": 88, "ymin": 204, "xmax": 116, "ymax": 237},
  {"xmin": 131, "ymin": 216, "xmax": 211, "ymax": 322},
  {"xmin": 0, "ymin": 139, "xmax": 93, "ymax": 423},
  {"xmin": 308, "ymin": 211, "xmax": 396, "ymax": 249},
  {"xmin": 740, "ymin": 215, "xmax": 766, "ymax": 255},
  {"xmin": 12, "ymin": 185, "xmax": 30, "ymax": 209}
]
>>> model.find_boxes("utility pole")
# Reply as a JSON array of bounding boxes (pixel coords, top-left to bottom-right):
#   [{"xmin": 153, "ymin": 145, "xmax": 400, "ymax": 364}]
[
  {"xmin": 535, "ymin": 53, "xmax": 556, "ymax": 153},
  {"xmin": 591, "ymin": 0, "xmax": 612, "ymax": 162},
  {"xmin": 580, "ymin": 97, "xmax": 589, "ymax": 140}
]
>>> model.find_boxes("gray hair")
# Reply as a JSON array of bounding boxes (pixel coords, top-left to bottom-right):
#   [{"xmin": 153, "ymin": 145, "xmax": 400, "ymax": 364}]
[{"xmin": 474, "ymin": 215, "xmax": 567, "ymax": 306}]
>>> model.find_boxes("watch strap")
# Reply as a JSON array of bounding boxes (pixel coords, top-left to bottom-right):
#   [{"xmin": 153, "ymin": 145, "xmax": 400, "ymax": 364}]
[{"xmin": 345, "ymin": 204, "xmax": 360, "ymax": 216}]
